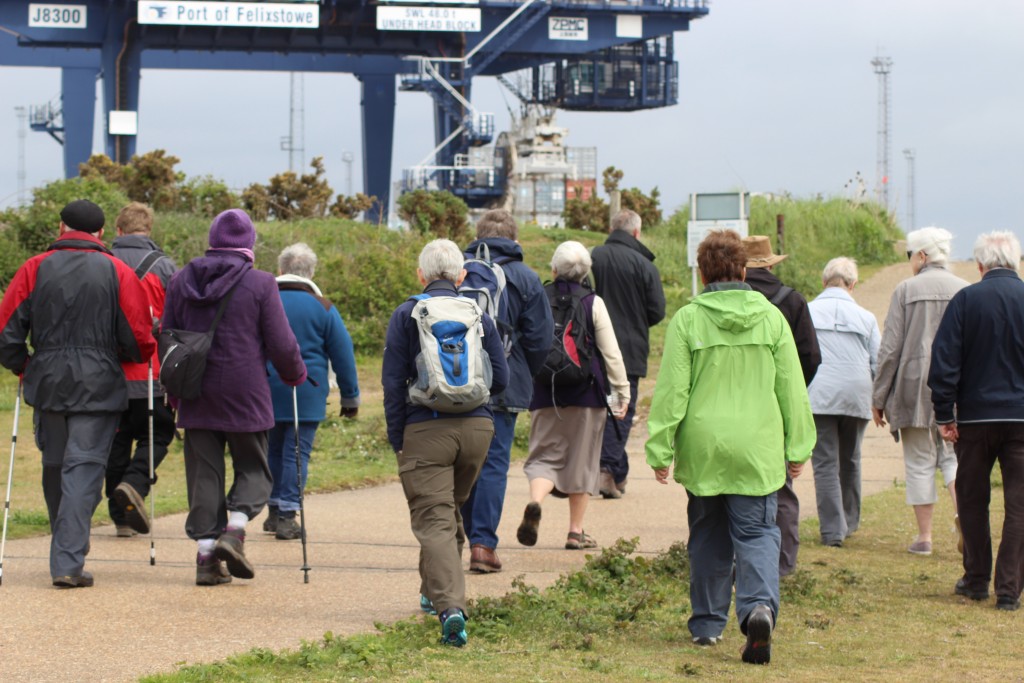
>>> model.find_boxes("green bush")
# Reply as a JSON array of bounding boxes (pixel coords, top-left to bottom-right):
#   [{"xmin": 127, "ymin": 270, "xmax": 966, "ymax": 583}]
[
  {"xmin": 6, "ymin": 176, "xmax": 130, "ymax": 257},
  {"xmin": 750, "ymin": 195, "xmax": 902, "ymax": 296},
  {"xmin": 397, "ymin": 189, "xmax": 470, "ymax": 240},
  {"xmin": 152, "ymin": 214, "xmax": 427, "ymax": 355}
]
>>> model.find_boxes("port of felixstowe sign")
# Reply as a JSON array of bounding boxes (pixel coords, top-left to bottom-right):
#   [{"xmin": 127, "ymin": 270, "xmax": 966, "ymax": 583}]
[
  {"xmin": 137, "ymin": 1, "xmax": 319, "ymax": 28},
  {"xmin": 377, "ymin": 0, "xmax": 480, "ymax": 32}
]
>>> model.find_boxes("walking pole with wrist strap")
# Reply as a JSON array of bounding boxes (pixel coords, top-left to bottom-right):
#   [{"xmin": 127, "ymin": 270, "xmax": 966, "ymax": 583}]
[
  {"xmin": 293, "ymin": 384, "xmax": 311, "ymax": 583},
  {"xmin": 0, "ymin": 378, "xmax": 23, "ymax": 586}
]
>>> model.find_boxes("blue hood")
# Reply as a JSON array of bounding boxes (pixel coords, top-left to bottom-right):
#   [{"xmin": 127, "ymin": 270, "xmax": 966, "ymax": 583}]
[{"xmin": 465, "ymin": 237, "xmax": 524, "ymax": 263}]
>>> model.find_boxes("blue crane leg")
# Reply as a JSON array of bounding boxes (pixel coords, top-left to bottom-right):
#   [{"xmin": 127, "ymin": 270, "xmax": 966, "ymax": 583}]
[
  {"xmin": 100, "ymin": 17, "xmax": 141, "ymax": 164},
  {"xmin": 60, "ymin": 67, "xmax": 98, "ymax": 178},
  {"xmin": 358, "ymin": 72, "xmax": 396, "ymax": 224}
]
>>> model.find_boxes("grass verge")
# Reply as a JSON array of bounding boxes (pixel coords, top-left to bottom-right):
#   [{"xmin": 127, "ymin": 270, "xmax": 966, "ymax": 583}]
[{"xmin": 139, "ymin": 480, "xmax": 1019, "ymax": 682}]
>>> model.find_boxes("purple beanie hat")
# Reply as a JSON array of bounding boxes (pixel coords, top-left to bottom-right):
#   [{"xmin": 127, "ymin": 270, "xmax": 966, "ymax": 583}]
[{"xmin": 209, "ymin": 209, "xmax": 256, "ymax": 250}]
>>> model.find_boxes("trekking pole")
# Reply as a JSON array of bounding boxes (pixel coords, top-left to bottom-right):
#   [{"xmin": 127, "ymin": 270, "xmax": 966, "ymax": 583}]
[
  {"xmin": 0, "ymin": 378, "xmax": 23, "ymax": 586},
  {"xmin": 147, "ymin": 359, "xmax": 156, "ymax": 566},
  {"xmin": 293, "ymin": 385, "xmax": 311, "ymax": 583}
]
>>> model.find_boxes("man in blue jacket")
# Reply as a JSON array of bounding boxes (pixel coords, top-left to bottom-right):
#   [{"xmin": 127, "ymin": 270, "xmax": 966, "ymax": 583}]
[
  {"xmin": 382, "ymin": 238, "xmax": 509, "ymax": 647},
  {"xmin": 460, "ymin": 210, "xmax": 554, "ymax": 573},
  {"xmin": 929, "ymin": 230, "xmax": 1024, "ymax": 612}
]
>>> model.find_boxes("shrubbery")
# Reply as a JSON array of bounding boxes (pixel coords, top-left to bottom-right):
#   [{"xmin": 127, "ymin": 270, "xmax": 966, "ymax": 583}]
[{"xmin": 397, "ymin": 189, "xmax": 470, "ymax": 240}]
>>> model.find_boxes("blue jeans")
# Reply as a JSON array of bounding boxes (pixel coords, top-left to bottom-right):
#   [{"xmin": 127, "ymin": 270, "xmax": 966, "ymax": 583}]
[
  {"xmin": 461, "ymin": 410, "xmax": 517, "ymax": 548},
  {"xmin": 267, "ymin": 421, "xmax": 318, "ymax": 513},
  {"xmin": 599, "ymin": 376, "xmax": 639, "ymax": 484},
  {"xmin": 686, "ymin": 491, "xmax": 781, "ymax": 639}
]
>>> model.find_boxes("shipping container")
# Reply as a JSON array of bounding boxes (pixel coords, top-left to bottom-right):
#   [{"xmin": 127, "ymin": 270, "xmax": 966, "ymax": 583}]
[{"xmin": 566, "ymin": 178, "xmax": 597, "ymax": 201}]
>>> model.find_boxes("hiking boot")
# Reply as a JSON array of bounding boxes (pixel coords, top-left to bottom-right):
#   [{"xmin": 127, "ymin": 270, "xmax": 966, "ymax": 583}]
[
  {"xmin": 195, "ymin": 553, "xmax": 232, "ymax": 586},
  {"xmin": 214, "ymin": 527, "xmax": 254, "ymax": 579},
  {"xmin": 115, "ymin": 525, "xmax": 138, "ymax": 538},
  {"xmin": 439, "ymin": 609, "xmax": 467, "ymax": 647},
  {"xmin": 469, "ymin": 544, "xmax": 502, "ymax": 573},
  {"xmin": 53, "ymin": 571, "xmax": 94, "ymax": 589},
  {"xmin": 516, "ymin": 502, "xmax": 542, "ymax": 547},
  {"xmin": 112, "ymin": 482, "xmax": 150, "ymax": 535},
  {"xmin": 954, "ymin": 577, "xmax": 989, "ymax": 601},
  {"xmin": 420, "ymin": 594, "xmax": 437, "ymax": 615},
  {"xmin": 599, "ymin": 471, "xmax": 621, "ymax": 499},
  {"xmin": 616, "ymin": 476, "xmax": 628, "ymax": 496},
  {"xmin": 275, "ymin": 515, "xmax": 302, "ymax": 541},
  {"xmin": 996, "ymin": 596, "xmax": 1021, "ymax": 611},
  {"xmin": 565, "ymin": 531, "xmax": 597, "ymax": 550},
  {"xmin": 262, "ymin": 506, "xmax": 279, "ymax": 534},
  {"xmin": 741, "ymin": 604, "xmax": 773, "ymax": 665}
]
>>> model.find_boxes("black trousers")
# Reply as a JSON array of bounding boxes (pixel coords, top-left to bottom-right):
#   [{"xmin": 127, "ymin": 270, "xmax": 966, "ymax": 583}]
[
  {"xmin": 183, "ymin": 429, "xmax": 271, "ymax": 540},
  {"xmin": 105, "ymin": 397, "xmax": 175, "ymax": 525},
  {"xmin": 955, "ymin": 423, "xmax": 1024, "ymax": 601}
]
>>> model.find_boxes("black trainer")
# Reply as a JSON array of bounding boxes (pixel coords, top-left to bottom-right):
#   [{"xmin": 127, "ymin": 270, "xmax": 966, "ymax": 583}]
[
  {"xmin": 741, "ymin": 604, "xmax": 773, "ymax": 665},
  {"xmin": 262, "ymin": 506, "xmax": 279, "ymax": 534},
  {"xmin": 516, "ymin": 502, "xmax": 542, "ymax": 547},
  {"xmin": 996, "ymin": 596, "xmax": 1021, "ymax": 611},
  {"xmin": 214, "ymin": 527, "xmax": 254, "ymax": 579},
  {"xmin": 954, "ymin": 577, "xmax": 989, "ymax": 601}
]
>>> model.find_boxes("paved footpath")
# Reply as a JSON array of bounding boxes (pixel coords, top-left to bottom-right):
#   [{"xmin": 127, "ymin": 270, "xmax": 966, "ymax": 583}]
[{"xmin": 0, "ymin": 262, "xmax": 977, "ymax": 683}]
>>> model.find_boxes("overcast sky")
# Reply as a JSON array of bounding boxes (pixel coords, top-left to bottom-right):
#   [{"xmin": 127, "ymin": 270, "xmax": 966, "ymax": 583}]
[{"xmin": 2, "ymin": 0, "xmax": 1022, "ymax": 256}]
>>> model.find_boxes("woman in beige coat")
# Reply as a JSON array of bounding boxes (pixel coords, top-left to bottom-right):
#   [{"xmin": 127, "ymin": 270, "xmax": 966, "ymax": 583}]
[
  {"xmin": 872, "ymin": 226, "xmax": 969, "ymax": 555},
  {"xmin": 516, "ymin": 241, "xmax": 629, "ymax": 550}
]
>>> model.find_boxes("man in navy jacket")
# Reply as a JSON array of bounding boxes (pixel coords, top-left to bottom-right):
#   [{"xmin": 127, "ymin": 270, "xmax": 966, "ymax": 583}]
[
  {"xmin": 460, "ymin": 210, "xmax": 553, "ymax": 574},
  {"xmin": 929, "ymin": 230, "xmax": 1024, "ymax": 612}
]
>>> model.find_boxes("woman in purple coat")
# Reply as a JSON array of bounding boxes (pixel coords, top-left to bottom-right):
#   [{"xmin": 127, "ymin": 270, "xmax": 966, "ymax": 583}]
[{"xmin": 162, "ymin": 209, "xmax": 306, "ymax": 586}]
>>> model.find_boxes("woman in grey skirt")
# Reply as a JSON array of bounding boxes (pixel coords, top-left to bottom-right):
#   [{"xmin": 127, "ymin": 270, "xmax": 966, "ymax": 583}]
[{"xmin": 516, "ymin": 241, "xmax": 629, "ymax": 550}]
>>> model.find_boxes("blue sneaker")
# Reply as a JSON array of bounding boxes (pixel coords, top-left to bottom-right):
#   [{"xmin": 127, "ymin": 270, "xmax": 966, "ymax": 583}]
[
  {"xmin": 420, "ymin": 594, "xmax": 437, "ymax": 615},
  {"xmin": 440, "ymin": 609, "xmax": 467, "ymax": 647}
]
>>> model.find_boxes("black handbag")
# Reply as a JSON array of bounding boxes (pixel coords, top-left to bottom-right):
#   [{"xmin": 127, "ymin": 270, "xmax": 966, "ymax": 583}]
[{"xmin": 157, "ymin": 286, "xmax": 237, "ymax": 400}]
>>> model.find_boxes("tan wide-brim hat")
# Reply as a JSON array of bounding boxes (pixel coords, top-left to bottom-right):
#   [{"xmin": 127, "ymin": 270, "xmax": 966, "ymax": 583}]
[{"xmin": 742, "ymin": 235, "xmax": 788, "ymax": 268}]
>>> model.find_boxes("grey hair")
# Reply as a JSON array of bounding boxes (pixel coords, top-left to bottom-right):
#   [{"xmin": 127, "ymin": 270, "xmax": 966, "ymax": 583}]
[
  {"xmin": 418, "ymin": 239, "xmax": 465, "ymax": 282},
  {"xmin": 822, "ymin": 257, "xmax": 859, "ymax": 288},
  {"xmin": 610, "ymin": 209, "xmax": 641, "ymax": 234},
  {"xmin": 475, "ymin": 209, "xmax": 518, "ymax": 240},
  {"xmin": 551, "ymin": 240, "xmax": 592, "ymax": 283},
  {"xmin": 973, "ymin": 231, "xmax": 1021, "ymax": 272},
  {"xmin": 278, "ymin": 242, "xmax": 318, "ymax": 279},
  {"xmin": 906, "ymin": 226, "xmax": 953, "ymax": 266}
]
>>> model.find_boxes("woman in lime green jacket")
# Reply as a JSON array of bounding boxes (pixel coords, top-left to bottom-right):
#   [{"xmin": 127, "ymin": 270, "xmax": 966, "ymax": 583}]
[{"xmin": 645, "ymin": 230, "xmax": 815, "ymax": 666}]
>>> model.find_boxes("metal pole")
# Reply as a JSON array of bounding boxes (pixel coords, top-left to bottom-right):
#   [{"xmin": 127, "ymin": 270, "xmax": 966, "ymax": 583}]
[
  {"xmin": 147, "ymin": 359, "xmax": 156, "ymax": 566},
  {"xmin": 0, "ymin": 379, "xmax": 23, "ymax": 586}
]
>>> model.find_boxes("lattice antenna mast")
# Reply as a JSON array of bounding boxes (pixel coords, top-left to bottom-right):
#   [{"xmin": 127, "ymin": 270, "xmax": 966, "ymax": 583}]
[
  {"xmin": 15, "ymin": 106, "xmax": 27, "ymax": 206},
  {"xmin": 903, "ymin": 148, "xmax": 916, "ymax": 231},
  {"xmin": 872, "ymin": 55, "xmax": 893, "ymax": 210},
  {"xmin": 281, "ymin": 72, "xmax": 305, "ymax": 171}
]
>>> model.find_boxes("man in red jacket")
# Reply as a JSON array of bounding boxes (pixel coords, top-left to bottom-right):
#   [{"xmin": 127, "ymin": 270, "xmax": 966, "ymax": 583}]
[
  {"xmin": 0, "ymin": 200, "xmax": 156, "ymax": 588},
  {"xmin": 106, "ymin": 202, "xmax": 178, "ymax": 537}
]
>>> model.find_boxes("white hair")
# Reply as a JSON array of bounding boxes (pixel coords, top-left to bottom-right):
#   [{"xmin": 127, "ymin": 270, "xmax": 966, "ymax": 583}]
[
  {"xmin": 973, "ymin": 231, "xmax": 1021, "ymax": 272},
  {"xmin": 822, "ymin": 257, "xmax": 859, "ymax": 288},
  {"xmin": 418, "ymin": 239, "xmax": 464, "ymax": 282},
  {"xmin": 906, "ymin": 226, "xmax": 953, "ymax": 266},
  {"xmin": 278, "ymin": 242, "xmax": 318, "ymax": 279},
  {"xmin": 551, "ymin": 240, "xmax": 592, "ymax": 282}
]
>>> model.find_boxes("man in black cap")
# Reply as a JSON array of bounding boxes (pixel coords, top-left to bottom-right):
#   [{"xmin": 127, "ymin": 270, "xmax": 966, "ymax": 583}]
[{"xmin": 0, "ymin": 199, "xmax": 156, "ymax": 588}]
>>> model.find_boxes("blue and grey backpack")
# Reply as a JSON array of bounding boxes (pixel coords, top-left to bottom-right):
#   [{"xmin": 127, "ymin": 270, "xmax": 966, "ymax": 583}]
[{"xmin": 407, "ymin": 294, "xmax": 493, "ymax": 413}]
